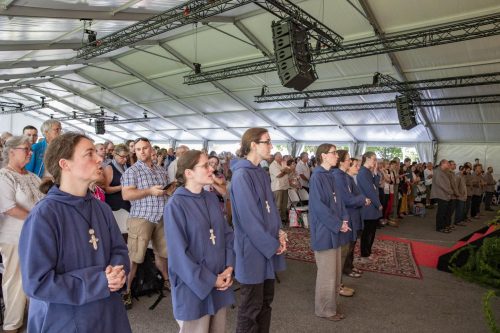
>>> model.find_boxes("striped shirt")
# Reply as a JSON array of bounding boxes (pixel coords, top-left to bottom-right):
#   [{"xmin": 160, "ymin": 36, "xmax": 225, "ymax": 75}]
[{"xmin": 121, "ymin": 160, "xmax": 169, "ymax": 223}]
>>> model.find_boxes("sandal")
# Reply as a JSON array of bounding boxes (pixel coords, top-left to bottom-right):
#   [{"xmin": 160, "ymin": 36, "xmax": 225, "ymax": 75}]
[
  {"xmin": 163, "ymin": 279, "xmax": 171, "ymax": 292},
  {"xmin": 352, "ymin": 267, "xmax": 363, "ymax": 274},
  {"xmin": 348, "ymin": 271, "xmax": 362, "ymax": 278},
  {"xmin": 437, "ymin": 228, "xmax": 451, "ymax": 233},
  {"xmin": 326, "ymin": 313, "xmax": 345, "ymax": 321}
]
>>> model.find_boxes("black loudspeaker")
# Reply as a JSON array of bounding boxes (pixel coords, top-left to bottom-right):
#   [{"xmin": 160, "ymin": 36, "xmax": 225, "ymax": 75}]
[
  {"xmin": 272, "ymin": 19, "xmax": 317, "ymax": 91},
  {"xmin": 95, "ymin": 119, "xmax": 106, "ymax": 134},
  {"xmin": 396, "ymin": 95, "xmax": 417, "ymax": 130}
]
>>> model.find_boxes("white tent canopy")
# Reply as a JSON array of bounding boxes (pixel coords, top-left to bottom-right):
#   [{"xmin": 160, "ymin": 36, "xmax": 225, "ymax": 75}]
[{"xmin": 1, "ymin": 0, "xmax": 500, "ymax": 162}]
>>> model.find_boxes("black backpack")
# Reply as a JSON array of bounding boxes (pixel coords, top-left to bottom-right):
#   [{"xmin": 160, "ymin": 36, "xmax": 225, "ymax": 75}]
[{"xmin": 131, "ymin": 249, "xmax": 165, "ymax": 309}]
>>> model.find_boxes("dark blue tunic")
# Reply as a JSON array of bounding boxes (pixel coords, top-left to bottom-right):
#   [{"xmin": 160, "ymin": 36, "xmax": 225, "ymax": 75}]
[
  {"xmin": 164, "ymin": 187, "xmax": 235, "ymax": 321},
  {"xmin": 19, "ymin": 186, "xmax": 131, "ymax": 333}
]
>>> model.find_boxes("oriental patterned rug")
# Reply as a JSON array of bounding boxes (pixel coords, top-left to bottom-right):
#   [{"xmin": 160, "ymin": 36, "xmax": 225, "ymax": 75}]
[{"xmin": 284, "ymin": 227, "xmax": 422, "ymax": 279}]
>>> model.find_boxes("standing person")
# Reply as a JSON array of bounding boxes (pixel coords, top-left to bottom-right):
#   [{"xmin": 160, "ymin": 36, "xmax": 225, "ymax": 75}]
[
  {"xmin": 431, "ymin": 160, "xmax": 454, "ymax": 232},
  {"xmin": 0, "ymin": 136, "xmax": 45, "ymax": 333},
  {"xmin": 121, "ymin": 138, "xmax": 170, "ymax": 309},
  {"xmin": 205, "ymin": 155, "xmax": 227, "ymax": 214},
  {"xmin": 164, "ymin": 150, "xmax": 235, "ymax": 333},
  {"xmin": 483, "ymin": 167, "xmax": 496, "ymax": 211},
  {"xmin": 230, "ymin": 128, "xmax": 287, "ymax": 333},
  {"xmin": 168, "ymin": 145, "xmax": 189, "ymax": 185},
  {"xmin": 424, "ymin": 162, "xmax": 433, "ymax": 208},
  {"xmin": 269, "ymin": 152, "xmax": 291, "ymax": 225},
  {"xmin": 357, "ymin": 152, "xmax": 383, "ymax": 260},
  {"xmin": 19, "ymin": 132, "xmax": 131, "ymax": 332},
  {"xmin": 103, "ymin": 144, "xmax": 131, "ymax": 235},
  {"xmin": 22, "ymin": 125, "xmax": 38, "ymax": 145},
  {"xmin": 454, "ymin": 169, "xmax": 468, "ymax": 226},
  {"xmin": 332, "ymin": 151, "xmax": 370, "ymax": 279},
  {"xmin": 309, "ymin": 144, "xmax": 351, "ymax": 321},
  {"xmin": 25, "ymin": 119, "xmax": 62, "ymax": 178},
  {"xmin": 391, "ymin": 158, "xmax": 401, "ymax": 220},
  {"xmin": 470, "ymin": 164, "xmax": 484, "ymax": 219},
  {"xmin": 296, "ymin": 152, "xmax": 311, "ymax": 192}
]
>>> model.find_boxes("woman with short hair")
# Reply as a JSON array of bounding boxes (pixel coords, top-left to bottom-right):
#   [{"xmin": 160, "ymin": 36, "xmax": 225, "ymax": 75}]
[
  {"xmin": 19, "ymin": 132, "xmax": 131, "ymax": 333},
  {"xmin": 309, "ymin": 144, "xmax": 351, "ymax": 321},
  {"xmin": 164, "ymin": 150, "xmax": 235, "ymax": 332},
  {"xmin": 0, "ymin": 136, "xmax": 44, "ymax": 333}
]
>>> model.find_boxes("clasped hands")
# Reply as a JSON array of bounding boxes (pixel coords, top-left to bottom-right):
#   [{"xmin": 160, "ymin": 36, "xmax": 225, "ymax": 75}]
[
  {"xmin": 276, "ymin": 229, "xmax": 287, "ymax": 255},
  {"xmin": 105, "ymin": 265, "xmax": 126, "ymax": 292},
  {"xmin": 340, "ymin": 220, "xmax": 352, "ymax": 233},
  {"xmin": 215, "ymin": 266, "xmax": 234, "ymax": 291}
]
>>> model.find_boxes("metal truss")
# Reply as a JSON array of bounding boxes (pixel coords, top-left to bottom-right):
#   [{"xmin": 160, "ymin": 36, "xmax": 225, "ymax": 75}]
[
  {"xmin": 77, "ymin": 0, "xmax": 255, "ymax": 59},
  {"xmin": 254, "ymin": 0, "xmax": 343, "ymax": 48},
  {"xmin": 184, "ymin": 12, "xmax": 500, "ymax": 84},
  {"xmin": 255, "ymin": 71, "xmax": 500, "ymax": 102},
  {"xmin": 297, "ymin": 94, "xmax": 500, "ymax": 113},
  {"xmin": 0, "ymin": 103, "xmax": 45, "ymax": 114}
]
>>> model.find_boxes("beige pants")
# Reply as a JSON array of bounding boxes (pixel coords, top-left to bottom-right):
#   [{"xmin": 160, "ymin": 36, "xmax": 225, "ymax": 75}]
[
  {"xmin": 177, "ymin": 307, "xmax": 227, "ymax": 333},
  {"xmin": 314, "ymin": 247, "xmax": 342, "ymax": 318},
  {"xmin": 0, "ymin": 243, "xmax": 26, "ymax": 331},
  {"xmin": 273, "ymin": 189, "xmax": 288, "ymax": 221}
]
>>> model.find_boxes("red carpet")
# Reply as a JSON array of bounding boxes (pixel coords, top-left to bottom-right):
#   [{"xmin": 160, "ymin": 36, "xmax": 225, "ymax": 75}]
[{"xmin": 377, "ymin": 234, "xmax": 449, "ymax": 268}]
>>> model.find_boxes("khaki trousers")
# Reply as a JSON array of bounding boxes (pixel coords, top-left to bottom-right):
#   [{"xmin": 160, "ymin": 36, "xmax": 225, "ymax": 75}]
[
  {"xmin": 0, "ymin": 243, "xmax": 26, "ymax": 331},
  {"xmin": 177, "ymin": 307, "xmax": 227, "ymax": 333},
  {"xmin": 273, "ymin": 189, "xmax": 288, "ymax": 221},
  {"xmin": 314, "ymin": 247, "xmax": 341, "ymax": 318}
]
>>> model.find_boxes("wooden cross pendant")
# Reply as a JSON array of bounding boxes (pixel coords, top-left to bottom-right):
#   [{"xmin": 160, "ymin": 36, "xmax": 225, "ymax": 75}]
[
  {"xmin": 89, "ymin": 229, "xmax": 99, "ymax": 250},
  {"xmin": 209, "ymin": 228, "xmax": 216, "ymax": 245},
  {"xmin": 265, "ymin": 200, "xmax": 271, "ymax": 213}
]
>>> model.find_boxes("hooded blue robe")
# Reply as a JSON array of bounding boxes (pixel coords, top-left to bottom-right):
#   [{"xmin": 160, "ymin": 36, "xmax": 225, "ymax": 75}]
[
  {"xmin": 309, "ymin": 166, "xmax": 350, "ymax": 251},
  {"xmin": 230, "ymin": 159, "xmax": 286, "ymax": 285},
  {"xmin": 357, "ymin": 166, "xmax": 383, "ymax": 220},
  {"xmin": 19, "ymin": 186, "xmax": 131, "ymax": 333},
  {"xmin": 164, "ymin": 187, "xmax": 235, "ymax": 321},
  {"xmin": 332, "ymin": 168, "xmax": 366, "ymax": 241}
]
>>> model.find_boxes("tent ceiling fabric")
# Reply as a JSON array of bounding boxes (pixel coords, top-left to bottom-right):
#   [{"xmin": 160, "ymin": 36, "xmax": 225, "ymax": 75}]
[{"xmin": 1, "ymin": 0, "xmax": 500, "ymax": 143}]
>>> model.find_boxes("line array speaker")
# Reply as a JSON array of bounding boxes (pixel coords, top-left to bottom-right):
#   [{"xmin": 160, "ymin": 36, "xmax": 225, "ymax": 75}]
[
  {"xmin": 95, "ymin": 118, "xmax": 106, "ymax": 135},
  {"xmin": 271, "ymin": 19, "xmax": 317, "ymax": 91},
  {"xmin": 396, "ymin": 95, "xmax": 418, "ymax": 130}
]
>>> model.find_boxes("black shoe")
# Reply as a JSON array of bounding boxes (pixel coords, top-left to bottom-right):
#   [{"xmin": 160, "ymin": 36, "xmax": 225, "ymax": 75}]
[
  {"xmin": 455, "ymin": 221, "xmax": 467, "ymax": 226},
  {"xmin": 485, "ymin": 208, "xmax": 495, "ymax": 211}
]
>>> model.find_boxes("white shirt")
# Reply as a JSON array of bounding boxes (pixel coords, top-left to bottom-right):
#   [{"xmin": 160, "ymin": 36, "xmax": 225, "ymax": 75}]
[
  {"xmin": 167, "ymin": 159, "xmax": 178, "ymax": 185},
  {"xmin": 269, "ymin": 160, "xmax": 289, "ymax": 191},
  {"xmin": 424, "ymin": 168, "xmax": 433, "ymax": 186},
  {"xmin": 0, "ymin": 168, "xmax": 44, "ymax": 244},
  {"xmin": 296, "ymin": 160, "xmax": 311, "ymax": 188}
]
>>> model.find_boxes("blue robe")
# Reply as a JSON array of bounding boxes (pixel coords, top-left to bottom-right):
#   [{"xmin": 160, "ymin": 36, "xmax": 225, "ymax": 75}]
[
  {"xmin": 357, "ymin": 166, "xmax": 383, "ymax": 220},
  {"xmin": 332, "ymin": 168, "xmax": 366, "ymax": 240},
  {"xmin": 164, "ymin": 187, "xmax": 235, "ymax": 321},
  {"xmin": 19, "ymin": 186, "xmax": 131, "ymax": 333},
  {"xmin": 230, "ymin": 159, "xmax": 286, "ymax": 285},
  {"xmin": 309, "ymin": 166, "xmax": 350, "ymax": 251}
]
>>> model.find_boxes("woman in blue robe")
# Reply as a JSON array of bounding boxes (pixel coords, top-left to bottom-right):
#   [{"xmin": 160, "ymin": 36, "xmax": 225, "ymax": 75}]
[
  {"xmin": 309, "ymin": 143, "xmax": 351, "ymax": 322},
  {"xmin": 19, "ymin": 132, "xmax": 131, "ymax": 333},
  {"xmin": 230, "ymin": 128, "xmax": 287, "ymax": 333},
  {"xmin": 164, "ymin": 150, "xmax": 235, "ymax": 332}
]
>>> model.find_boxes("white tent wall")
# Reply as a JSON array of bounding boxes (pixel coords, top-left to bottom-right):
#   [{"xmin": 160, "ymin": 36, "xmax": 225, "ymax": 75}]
[
  {"xmin": 0, "ymin": 113, "xmax": 43, "ymax": 135},
  {"xmin": 437, "ymin": 143, "xmax": 500, "ymax": 178}
]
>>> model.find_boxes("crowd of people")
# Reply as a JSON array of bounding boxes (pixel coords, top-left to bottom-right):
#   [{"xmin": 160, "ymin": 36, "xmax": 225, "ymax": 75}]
[{"xmin": 0, "ymin": 121, "xmax": 497, "ymax": 332}]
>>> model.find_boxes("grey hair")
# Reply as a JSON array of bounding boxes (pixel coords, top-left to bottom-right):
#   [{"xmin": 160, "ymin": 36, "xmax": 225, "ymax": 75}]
[
  {"xmin": 41, "ymin": 119, "xmax": 61, "ymax": 136},
  {"xmin": 2, "ymin": 135, "xmax": 32, "ymax": 165}
]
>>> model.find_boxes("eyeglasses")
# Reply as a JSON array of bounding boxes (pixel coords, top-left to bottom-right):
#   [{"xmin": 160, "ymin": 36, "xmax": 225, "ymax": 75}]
[
  {"xmin": 13, "ymin": 147, "xmax": 31, "ymax": 153},
  {"xmin": 256, "ymin": 140, "xmax": 272, "ymax": 145},
  {"xmin": 115, "ymin": 153, "xmax": 128, "ymax": 159},
  {"xmin": 193, "ymin": 162, "xmax": 210, "ymax": 169},
  {"xmin": 326, "ymin": 150, "xmax": 337, "ymax": 155}
]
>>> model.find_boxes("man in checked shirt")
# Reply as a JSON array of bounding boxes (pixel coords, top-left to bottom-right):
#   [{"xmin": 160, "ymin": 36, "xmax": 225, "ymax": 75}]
[{"xmin": 121, "ymin": 137, "xmax": 171, "ymax": 309}]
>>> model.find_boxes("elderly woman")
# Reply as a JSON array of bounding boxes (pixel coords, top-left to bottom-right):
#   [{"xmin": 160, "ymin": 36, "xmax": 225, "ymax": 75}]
[
  {"xmin": 104, "ymin": 144, "xmax": 131, "ymax": 234},
  {"xmin": 0, "ymin": 136, "xmax": 45, "ymax": 333},
  {"xmin": 19, "ymin": 132, "xmax": 131, "ymax": 332}
]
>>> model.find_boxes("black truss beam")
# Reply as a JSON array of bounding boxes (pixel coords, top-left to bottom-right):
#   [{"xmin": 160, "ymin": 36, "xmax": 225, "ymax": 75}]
[
  {"xmin": 297, "ymin": 94, "xmax": 500, "ymax": 113},
  {"xmin": 0, "ymin": 104, "xmax": 45, "ymax": 114},
  {"xmin": 184, "ymin": 12, "xmax": 500, "ymax": 84},
  {"xmin": 255, "ymin": 71, "xmax": 500, "ymax": 102},
  {"xmin": 77, "ymin": 0, "xmax": 255, "ymax": 59},
  {"xmin": 254, "ymin": 0, "xmax": 343, "ymax": 48}
]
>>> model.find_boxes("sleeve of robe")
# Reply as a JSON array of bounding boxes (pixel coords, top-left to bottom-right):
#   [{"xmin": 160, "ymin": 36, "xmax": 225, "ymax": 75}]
[
  {"xmin": 309, "ymin": 174, "xmax": 342, "ymax": 234},
  {"xmin": 165, "ymin": 201, "xmax": 218, "ymax": 301},
  {"xmin": 223, "ymin": 212, "xmax": 235, "ymax": 269},
  {"xmin": 19, "ymin": 209, "xmax": 111, "ymax": 306},
  {"xmin": 334, "ymin": 173, "xmax": 365, "ymax": 209},
  {"xmin": 230, "ymin": 173, "xmax": 280, "ymax": 259}
]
